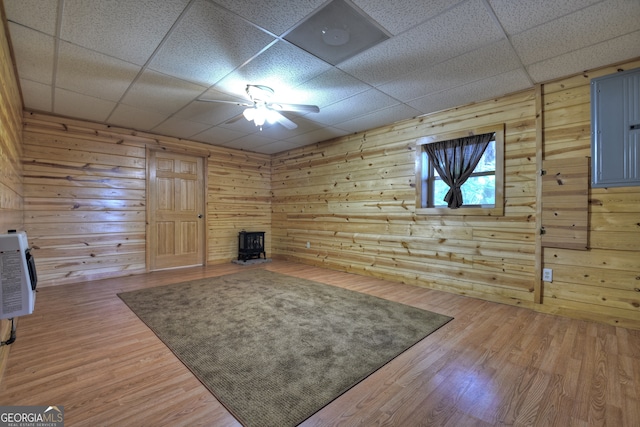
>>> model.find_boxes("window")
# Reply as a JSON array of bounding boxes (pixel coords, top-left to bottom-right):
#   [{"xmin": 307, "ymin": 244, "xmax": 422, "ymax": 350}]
[{"xmin": 416, "ymin": 125, "xmax": 504, "ymax": 216}]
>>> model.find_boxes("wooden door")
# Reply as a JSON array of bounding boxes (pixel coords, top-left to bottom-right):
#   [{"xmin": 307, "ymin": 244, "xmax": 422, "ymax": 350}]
[{"xmin": 148, "ymin": 150, "xmax": 205, "ymax": 270}]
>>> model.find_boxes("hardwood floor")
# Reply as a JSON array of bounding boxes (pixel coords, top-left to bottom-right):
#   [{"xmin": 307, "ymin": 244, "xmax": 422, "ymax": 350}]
[{"xmin": 0, "ymin": 260, "xmax": 638, "ymax": 426}]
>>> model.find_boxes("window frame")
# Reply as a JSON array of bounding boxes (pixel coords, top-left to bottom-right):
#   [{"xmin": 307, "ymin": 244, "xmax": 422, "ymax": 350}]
[{"xmin": 415, "ymin": 124, "xmax": 505, "ymax": 216}]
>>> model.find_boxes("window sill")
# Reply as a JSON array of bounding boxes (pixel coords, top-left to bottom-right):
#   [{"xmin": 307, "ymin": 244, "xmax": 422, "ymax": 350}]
[{"xmin": 415, "ymin": 205, "xmax": 504, "ymax": 216}]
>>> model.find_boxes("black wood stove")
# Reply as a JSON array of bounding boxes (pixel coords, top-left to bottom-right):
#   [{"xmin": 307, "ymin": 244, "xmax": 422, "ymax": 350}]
[{"xmin": 238, "ymin": 231, "xmax": 266, "ymax": 261}]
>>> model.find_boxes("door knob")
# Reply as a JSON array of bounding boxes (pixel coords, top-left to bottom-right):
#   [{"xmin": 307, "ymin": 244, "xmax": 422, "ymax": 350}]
[{"xmin": 198, "ymin": 214, "xmax": 203, "ymax": 218}]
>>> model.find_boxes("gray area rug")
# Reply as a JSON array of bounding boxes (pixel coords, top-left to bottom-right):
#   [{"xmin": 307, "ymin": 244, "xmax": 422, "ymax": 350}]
[{"xmin": 118, "ymin": 269, "xmax": 452, "ymax": 427}]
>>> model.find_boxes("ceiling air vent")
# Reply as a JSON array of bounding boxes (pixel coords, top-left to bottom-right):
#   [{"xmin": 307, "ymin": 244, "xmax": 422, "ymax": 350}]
[{"xmin": 284, "ymin": 0, "xmax": 390, "ymax": 65}]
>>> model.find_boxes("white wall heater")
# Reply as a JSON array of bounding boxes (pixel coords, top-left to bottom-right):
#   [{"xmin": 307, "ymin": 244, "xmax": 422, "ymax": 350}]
[{"xmin": 0, "ymin": 230, "xmax": 37, "ymax": 320}]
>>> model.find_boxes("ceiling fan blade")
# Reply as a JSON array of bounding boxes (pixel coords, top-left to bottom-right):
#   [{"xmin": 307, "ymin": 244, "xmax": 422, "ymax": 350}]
[
  {"xmin": 197, "ymin": 98, "xmax": 253, "ymax": 107},
  {"xmin": 271, "ymin": 111, "xmax": 298, "ymax": 129},
  {"xmin": 224, "ymin": 112, "xmax": 245, "ymax": 124},
  {"xmin": 269, "ymin": 102, "xmax": 319, "ymax": 113}
]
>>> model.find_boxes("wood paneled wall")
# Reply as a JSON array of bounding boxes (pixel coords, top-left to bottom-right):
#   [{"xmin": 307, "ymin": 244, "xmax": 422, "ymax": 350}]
[
  {"xmin": 272, "ymin": 90, "xmax": 540, "ymax": 309},
  {"xmin": 0, "ymin": 7, "xmax": 24, "ymax": 382},
  {"xmin": 21, "ymin": 114, "xmax": 271, "ymax": 287},
  {"xmin": 540, "ymin": 59, "xmax": 640, "ymax": 329},
  {"xmin": 207, "ymin": 149, "xmax": 271, "ymax": 262},
  {"xmin": 0, "ymin": 12, "xmax": 23, "ymax": 233},
  {"xmin": 272, "ymin": 59, "xmax": 640, "ymax": 329},
  {"xmin": 22, "ymin": 116, "xmax": 147, "ymax": 285}
]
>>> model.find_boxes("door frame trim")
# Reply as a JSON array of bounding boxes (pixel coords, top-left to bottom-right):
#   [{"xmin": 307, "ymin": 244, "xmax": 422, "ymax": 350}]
[{"xmin": 145, "ymin": 146, "xmax": 208, "ymax": 271}]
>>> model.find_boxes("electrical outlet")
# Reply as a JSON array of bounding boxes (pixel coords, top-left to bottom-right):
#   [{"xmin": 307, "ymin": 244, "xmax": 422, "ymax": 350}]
[
  {"xmin": 306, "ymin": 241, "xmax": 310, "ymax": 249},
  {"xmin": 543, "ymin": 268, "xmax": 553, "ymax": 282}
]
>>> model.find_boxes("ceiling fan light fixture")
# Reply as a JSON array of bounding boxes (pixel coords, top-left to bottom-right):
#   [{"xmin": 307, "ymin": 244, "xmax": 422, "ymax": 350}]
[
  {"xmin": 253, "ymin": 107, "xmax": 267, "ymax": 127},
  {"xmin": 266, "ymin": 109, "xmax": 280, "ymax": 124},
  {"xmin": 242, "ymin": 107, "xmax": 255, "ymax": 122},
  {"xmin": 202, "ymin": 84, "xmax": 318, "ymax": 130},
  {"xmin": 246, "ymin": 84, "xmax": 274, "ymax": 101},
  {"xmin": 243, "ymin": 104, "xmax": 276, "ymax": 129}
]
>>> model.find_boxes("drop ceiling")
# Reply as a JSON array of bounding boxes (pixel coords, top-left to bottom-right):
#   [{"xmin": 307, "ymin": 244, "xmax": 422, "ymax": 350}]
[{"xmin": 4, "ymin": 0, "xmax": 640, "ymax": 154}]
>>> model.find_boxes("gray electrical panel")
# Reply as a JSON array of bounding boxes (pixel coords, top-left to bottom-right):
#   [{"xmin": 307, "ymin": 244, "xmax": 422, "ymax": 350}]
[{"xmin": 591, "ymin": 67, "xmax": 640, "ymax": 188}]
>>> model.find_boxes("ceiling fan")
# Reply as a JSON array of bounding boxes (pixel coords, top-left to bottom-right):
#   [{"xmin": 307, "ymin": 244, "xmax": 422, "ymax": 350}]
[{"xmin": 197, "ymin": 84, "xmax": 320, "ymax": 130}]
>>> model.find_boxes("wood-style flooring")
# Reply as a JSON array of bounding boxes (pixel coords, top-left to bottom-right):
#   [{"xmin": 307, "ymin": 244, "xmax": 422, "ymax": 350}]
[{"xmin": 0, "ymin": 261, "xmax": 638, "ymax": 426}]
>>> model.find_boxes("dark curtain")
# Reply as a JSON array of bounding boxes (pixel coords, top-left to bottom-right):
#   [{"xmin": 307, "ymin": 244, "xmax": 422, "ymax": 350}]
[{"xmin": 424, "ymin": 132, "xmax": 494, "ymax": 208}]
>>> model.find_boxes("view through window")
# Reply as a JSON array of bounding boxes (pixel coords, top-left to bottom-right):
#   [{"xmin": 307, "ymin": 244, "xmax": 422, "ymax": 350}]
[
  {"xmin": 416, "ymin": 125, "xmax": 504, "ymax": 216},
  {"xmin": 425, "ymin": 138, "xmax": 496, "ymax": 207}
]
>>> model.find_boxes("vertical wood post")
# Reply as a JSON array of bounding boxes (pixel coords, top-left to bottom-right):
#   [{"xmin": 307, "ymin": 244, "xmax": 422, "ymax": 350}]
[{"xmin": 534, "ymin": 84, "xmax": 544, "ymax": 303}]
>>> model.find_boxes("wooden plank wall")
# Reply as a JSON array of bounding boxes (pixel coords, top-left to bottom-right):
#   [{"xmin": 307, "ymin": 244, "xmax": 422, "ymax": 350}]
[
  {"xmin": 22, "ymin": 116, "xmax": 148, "ymax": 285},
  {"xmin": 0, "ymin": 11, "xmax": 23, "ymax": 233},
  {"xmin": 0, "ymin": 8, "xmax": 24, "ymax": 383},
  {"xmin": 21, "ymin": 113, "xmax": 271, "ymax": 287},
  {"xmin": 540, "ymin": 58, "xmax": 640, "ymax": 328},
  {"xmin": 272, "ymin": 59, "xmax": 640, "ymax": 329},
  {"xmin": 272, "ymin": 90, "xmax": 540, "ymax": 311},
  {"xmin": 207, "ymin": 149, "xmax": 271, "ymax": 262}
]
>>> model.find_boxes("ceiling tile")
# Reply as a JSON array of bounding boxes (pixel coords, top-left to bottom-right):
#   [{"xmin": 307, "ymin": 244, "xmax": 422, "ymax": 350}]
[
  {"xmin": 151, "ymin": 117, "xmax": 212, "ymax": 140},
  {"xmin": 527, "ymin": 30, "xmax": 640, "ymax": 83},
  {"xmin": 20, "ymin": 79, "xmax": 52, "ymax": 112},
  {"xmin": 407, "ymin": 68, "xmax": 532, "ymax": 114},
  {"xmin": 54, "ymin": 89, "xmax": 117, "ymax": 123},
  {"xmin": 284, "ymin": 126, "xmax": 351, "ymax": 146},
  {"xmin": 60, "ymin": 0, "xmax": 190, "ymax": 65},
  {"xmin": 290, "ymin": 68, "xmax": 371, "ymax": 108},
  {"xmin": 120, "ymin": 70, "xmax": 207, "ymax": 114},
  {"xmin": 108, "ymin": 104, "xmax": 169, "ymax": 131},
  {"xmin": 175, "ymin": 100, "xmax": 245, "ymax": 126},
  {"xmin": 283, "ymin": 0, "xmax": 391, "ymax": 66},
  {"xmin": 7, "ymin": 24, "xmax": 54, "ymax": 85},
  {"xmin": 339, "ymin": 0, "xmax": 506, "ymax": 86},
  {"xmin": 310, "ymin": 88, "xmax": 400, "ymax": 126},
  {"xmin": 212, "ymin": 41, "xmax": 332, "ymax": 97},
  {"xmin": 220, "ymin": 133, "xmax": 278, "ymax": 151},
  {"xmin": 210, "ymin": 0, "xmax": 327, "ymax": 35},
  {"xmin": 56, "ymin": 42, "xmax": 141, "ymax": 102},
  {"xmin": 191, "ymin": 126, "xmax": 246, "ymax": 146},
  {"xmin": 253, "ymin": 140, "xmax": 302, "ymax": 155},
  {"xmin": 378, "ymin": 39, "xmax": 524, "ymax": 102},
  {"xmin": 149, "ymin": 0, "xmax": 275, "ymax": 87},
  {"xmin": 512, "ymin": 0, "xmax": 640, "ymax": 65},
  {"xmin": 353, "ymin": 0, "xmax": 464, "ymax": 35},
  {"xmin": 488, "ymin": 0, "xmax": 601, "ymax": 35},
  {"xmin": 336, "ymin": 104, "xmax": 422, "ymax": 133},
  {"xmin": 198, "ymin": 87, "xmax": 251, "ymax": 102},
  {"xmin": 4, "ymin": 0, "xmax": 58, "ymax": 35}
]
